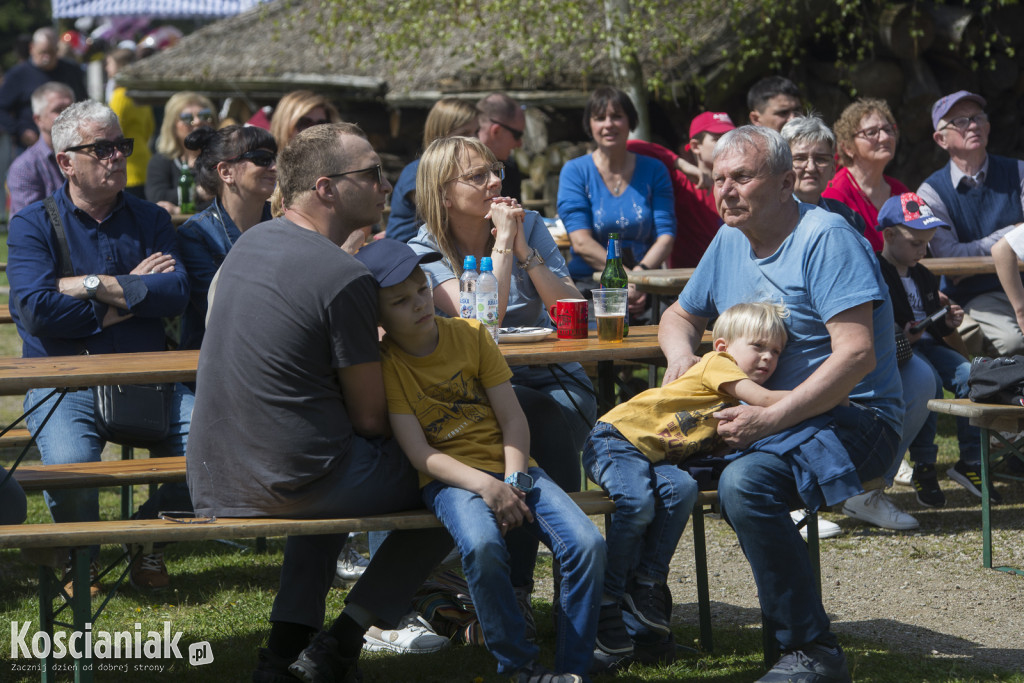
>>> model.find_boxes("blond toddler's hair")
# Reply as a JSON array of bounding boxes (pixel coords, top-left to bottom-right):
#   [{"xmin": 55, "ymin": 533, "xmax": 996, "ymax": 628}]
[{"xmin": 711, "ymin": 301, "xmax": 789, "ymax": 347}]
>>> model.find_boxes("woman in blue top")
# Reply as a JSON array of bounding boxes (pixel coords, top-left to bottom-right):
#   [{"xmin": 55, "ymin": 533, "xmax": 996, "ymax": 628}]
[
  {"xmin": 176, "ymin": 125, "xmax": 276, "ymax": 350},
  {"xmin": 557, "ymin": 86, "xmax": 676, "ymax": 320},
  {"xmin": 386, "ymin": 98, "xmax": 479, "ymax": 243}
]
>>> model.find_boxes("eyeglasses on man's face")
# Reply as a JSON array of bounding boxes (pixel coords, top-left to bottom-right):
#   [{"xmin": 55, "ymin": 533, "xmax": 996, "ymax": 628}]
[
  {"xmin": 64, "ymin": 137, "xmax": 134, "ymax": 160},
  {"xmin": 449, "ymin": 162, "xmax": 505, "ymax": 188},
  {"xmin": 228, "ymin": 149, "xmax": 277, "ymax": 167},
  {"xmin": 179, "ymin": 109, "xmax": 214, "ymax": 125},
  {"xmin": 314, "ymin": 164, "xmax": 384, "ymax": 190},
  {"xmin": 489, "ymin": 118, "xmax": 523, "ymax": 141},
  {"xmin": 939, "ymin": 112, "xmax": 989, "ymax": 133},
  {"xmin": 854, "ymin": 123, "xmax": 898, "ymax": 141}
]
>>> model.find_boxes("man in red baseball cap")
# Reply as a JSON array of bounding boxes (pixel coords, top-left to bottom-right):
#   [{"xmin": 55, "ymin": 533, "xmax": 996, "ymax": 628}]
[{"xmin": 627, "ymin": 111, "xmax": 736, "ymax": 267}]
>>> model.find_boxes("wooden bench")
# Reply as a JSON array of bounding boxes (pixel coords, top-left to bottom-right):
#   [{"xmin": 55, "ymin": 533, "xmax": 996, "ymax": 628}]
[
  {"xmin": 12, "ymin": 456, "xmax": 187, "ymax": 491},
  {"xmin": 0, "ymin": 489, "xmax": 615, "ymax": 683},
  {"xmin": 0, "ymin": 427, "xmax": 34, "ymax": 449},
  {"xmin": 928, "ymin": 397, "xmax": 1024, "ymax": 576}
]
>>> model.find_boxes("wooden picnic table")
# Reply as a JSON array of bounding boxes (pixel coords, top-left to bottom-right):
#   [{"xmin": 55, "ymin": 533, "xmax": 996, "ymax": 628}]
[
  {"xmin": 625, "ymin": 256, "xmax": 1024, "ymax": 298},
  {"xmin": 0, "ymin": 326, "xmax": 681, "ymax": 414},
  {"xmin": 928, "ymin": 397, "xmax": 1024, "ymax": 576}
]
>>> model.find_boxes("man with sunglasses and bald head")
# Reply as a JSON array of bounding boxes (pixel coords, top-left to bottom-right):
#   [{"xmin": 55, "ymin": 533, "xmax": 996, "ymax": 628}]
[
  {"xmin": 7, "ymin": 100, "xmax": 193, "ymax": 595},
  {"xmin": 917, "ymin": 91, "xmax": 1024, "ymax": 357},
  {"xmin": 477, "ymin": 92, "xmax": 526, "ymax": 201}
]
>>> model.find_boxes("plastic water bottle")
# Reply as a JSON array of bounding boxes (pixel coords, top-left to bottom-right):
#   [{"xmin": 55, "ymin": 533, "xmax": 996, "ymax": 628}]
[
  {"xmin": 476, "ymin": 257, "xmax": 500, "ymax": 341},
  {"xmin": 459, "ymin": 255, "xmax": 478, "ymax": 319}
]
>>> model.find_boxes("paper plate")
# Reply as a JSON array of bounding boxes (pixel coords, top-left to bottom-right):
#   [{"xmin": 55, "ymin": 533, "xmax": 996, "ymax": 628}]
[{"xmin": 498, "ymin": 327, "xmax": 554, "ymax": 343}]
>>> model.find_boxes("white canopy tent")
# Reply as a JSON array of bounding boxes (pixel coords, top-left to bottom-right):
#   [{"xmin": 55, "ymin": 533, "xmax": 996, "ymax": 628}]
[{"xmin": 52, "ymin": 0, "xmax": 271, "ymax": 19}]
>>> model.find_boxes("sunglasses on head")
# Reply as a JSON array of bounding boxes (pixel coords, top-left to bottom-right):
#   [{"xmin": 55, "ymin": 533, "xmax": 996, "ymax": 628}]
[
  {"xmin": 296, "ymin": 116, "xmax": 330, "ymax": 132},
  {"xmin": 64, "ymin": 137, "xmax": 134, "ymax": 160},
  {"xmin": 179, "ymin": 109, "xmax": 214, "ymax": 125},
  {"xmin": 228, "ymin": 149, "xmax": 276, "ymax": 167}
]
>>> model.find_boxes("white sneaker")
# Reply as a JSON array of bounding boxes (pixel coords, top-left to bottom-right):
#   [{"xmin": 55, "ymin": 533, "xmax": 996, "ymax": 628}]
[
  {"xmin": 790, "ymin": 509, "xmax": 842, "ymax": 540},
  {"xmin": 841, "ymin": 489, "xmax": 919, "ymax": 530},
  {"xmin": 362, "ymin": 613, "xmax": 450, "ymax": 654},
  {"xmin": 332, "ymin": 544, "xmax": 370, "ymax": 587},
  {"xmin": 893, "ymin": 458, "xmax": 913, "ymax": 487}
]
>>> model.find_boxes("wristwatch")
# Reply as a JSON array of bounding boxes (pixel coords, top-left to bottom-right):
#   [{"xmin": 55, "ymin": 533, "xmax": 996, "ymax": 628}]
[
  {"xmin": 504, "ymin": 471, "xmax": 534, "ymax": 493},
  {"xmin": 83, "ymin": 274, "xmax": 100, "ymax": 300}
]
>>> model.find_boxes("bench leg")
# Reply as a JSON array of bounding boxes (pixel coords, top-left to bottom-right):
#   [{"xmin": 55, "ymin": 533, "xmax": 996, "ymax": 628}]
[
  {"xmin": 981, "ymin": 432, "xmax": 993, "ymax": 570},
  {"xmin": 120, "ymin": 445, "xmax": 134, "ymax": 520},
  {"xmin": 38, "ymin": 565, "xmax": 56, "ymax": 682},
  {"xmin": 691, "ymin": 502, "xmax": 712, "ymax": 652},
  {"xmin": 69, "ymin": 548, "xmax": 94, "ymax": 683}
]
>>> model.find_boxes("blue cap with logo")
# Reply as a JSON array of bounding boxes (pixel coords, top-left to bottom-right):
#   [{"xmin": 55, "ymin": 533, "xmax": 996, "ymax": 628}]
[
  {"xmin": 876, "ymin": 192, "xmax": 949, "ymax": 232},
  {"xmin": 353, "ymin": 238, "xmax": 442, "ymax": 287},
  {"xmin": 931, "ymin": 90, "xmax": 986, "ymax": 131}
]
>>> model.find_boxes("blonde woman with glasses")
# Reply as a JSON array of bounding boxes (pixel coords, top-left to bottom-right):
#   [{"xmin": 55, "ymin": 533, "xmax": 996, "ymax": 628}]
[
  {"xmin": 822, "ymin": 98, "xmax": 908, "ymax": 251},
  {"xmin": 146, "ymin": 91, "xmax": 218, "ymax": 215},
  {"xmin": 412, "ymin": 135, "xmax": 596, "ymax": 477}
]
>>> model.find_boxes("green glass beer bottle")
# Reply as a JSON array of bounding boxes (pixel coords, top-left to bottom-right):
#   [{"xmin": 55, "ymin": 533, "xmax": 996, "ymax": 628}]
[
  {"xmin": 177, "ymin": 164, "xmax": 196, "ymax": 214},
  {"xmin": 600, "ymin": 232, "xmax": 629, "ymax": 336}
]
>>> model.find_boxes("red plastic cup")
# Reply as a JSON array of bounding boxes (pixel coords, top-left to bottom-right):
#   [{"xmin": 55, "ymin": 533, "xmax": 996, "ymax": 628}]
[{"xmin": 549, "ymin": 299, "xmax": 588, "ymax": 339}]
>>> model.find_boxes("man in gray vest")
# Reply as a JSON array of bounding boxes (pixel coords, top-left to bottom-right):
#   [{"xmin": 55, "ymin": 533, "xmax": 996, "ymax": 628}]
[{"xmin": 917, "ymin": 91, "xmax": 1024, "ymax": 357}]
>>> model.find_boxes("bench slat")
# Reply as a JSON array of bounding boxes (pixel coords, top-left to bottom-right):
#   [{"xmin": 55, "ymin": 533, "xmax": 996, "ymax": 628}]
[
  {"xmin": 13, "ymin": 456, "xmax": 186, "ymax": 491},
  {"xmin": 0, "ymin": 427, "xmax": 33, "ymax": 448},
  {"xmin": 0, "ymin": 490, "xmax": 618, "ymax": 549}
]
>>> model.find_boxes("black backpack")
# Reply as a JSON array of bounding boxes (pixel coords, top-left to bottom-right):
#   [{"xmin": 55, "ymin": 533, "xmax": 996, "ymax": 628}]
[{"xmin": 967, "ymin": 356, "xmax": 1024, "ymax": 406}]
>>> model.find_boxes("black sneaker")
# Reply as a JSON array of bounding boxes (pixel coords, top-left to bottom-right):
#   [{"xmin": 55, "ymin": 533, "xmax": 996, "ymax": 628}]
[
  {"xmin": 513, "ymin": 661, "xmax": 582, "ymax": 683},
  {"xmin": 911, "ymin": 463, "xmax": 946, "ymax": 508},
  {"xmin": 288, "ymin": 632, "xmax": 361, "ymax": 683},
  {"xmin": 252, "ymin": 648, "xmax": 297, "ymax": 683},
  {"xmin": 595, "ymin": 602, "xmax": 633, "ymax": 656},
  {"xmin": 756, "ymin": 642, "xmax": 851, "ymax": 683},
  {"xmin": 622, "ymin": 580, "xmax": 671, "ymax": 636},
  {"xmin": 633, "ymin": 631, "xmax": 679, "ymax": 665},
  {"xmin": 947, "ymin": 461, "xmax": 1003, "ymax": 505}
]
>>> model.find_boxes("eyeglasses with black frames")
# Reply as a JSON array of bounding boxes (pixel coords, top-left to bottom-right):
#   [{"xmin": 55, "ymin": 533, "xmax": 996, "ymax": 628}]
[
  {"xmin": 939, "ymin": 113, "xmax": 989, "ymax": 133},
  {"xmin": 179, "ymin": 109, "xmax": 215, "ymax": 125},
  {"xmin": 313, "ymin": 164, "xmax": 384, "ymax": 191},
  {"xmin": 64, "ymin": 137, "xmax": 134, "ymax": 160},
  {"xmin": 449, "ymin": 162, "xmax": 505, "ymax": 187},
  {"xmin": 228, "ymin": 149, "xmax": 277, "ymax": 167},
  {"xmin": 854, "ymin": 123, "xmax": 898, "ymax": 141},
  {"xmin": 489, "ymin": 118, "xmax": 523, "ymax": 141}
]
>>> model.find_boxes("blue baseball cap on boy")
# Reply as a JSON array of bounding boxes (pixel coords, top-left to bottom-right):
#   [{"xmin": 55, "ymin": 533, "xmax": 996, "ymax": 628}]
[
  {"xmin": 354, "ymin": 238, "xmax": 442, "ymax": 287},
  {"xmin": 876, "ymin": 192, "xmax": 950, "ymax": 232}
]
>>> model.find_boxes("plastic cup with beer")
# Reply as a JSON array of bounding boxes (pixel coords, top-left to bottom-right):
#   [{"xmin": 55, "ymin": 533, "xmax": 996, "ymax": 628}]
[{"xmin": 592, "ymin": 288, "xmax": 627, "ymax": 343}]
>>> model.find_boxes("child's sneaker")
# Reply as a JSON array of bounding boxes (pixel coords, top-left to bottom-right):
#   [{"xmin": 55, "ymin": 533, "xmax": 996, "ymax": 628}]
[
  {"xmin": 512, "ymin": 662, "xmax": 582, "ymax": 683},
  {"xmin": 947, "ymin": 461, "xmax": 1003, "ymax": 504},
  {"xmin": 911, "ymin": 463, "xmax": 946, "ymax": 508},
  {"xmin": 595, "ymin": 602, "xmax": 633, "ymax": 656},
  {"xmin": 622, "ymin": 580, "xmax": 671, "ymax": 636}
]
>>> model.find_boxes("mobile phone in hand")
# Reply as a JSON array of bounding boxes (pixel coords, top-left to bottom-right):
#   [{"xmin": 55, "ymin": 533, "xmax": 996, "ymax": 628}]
[{"xmin": 909, "ymin": 306, "xmax": 950, "ymax": 334}]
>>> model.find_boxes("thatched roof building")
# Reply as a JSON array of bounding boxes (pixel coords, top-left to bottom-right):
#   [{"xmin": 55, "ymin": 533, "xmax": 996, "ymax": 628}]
[{"xmin": 116, "ymin": 0, "xmax": 735, "ymax": 110}]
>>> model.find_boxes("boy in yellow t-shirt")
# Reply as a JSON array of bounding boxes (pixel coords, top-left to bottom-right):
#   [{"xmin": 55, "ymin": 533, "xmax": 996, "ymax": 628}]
[
  {"xmin": 354, "ymin": 239, "xmax": 604, "ymax": 683},
  {"xmin": 583, "ymin": 301, "xmax": 789, "ymax": 665}
]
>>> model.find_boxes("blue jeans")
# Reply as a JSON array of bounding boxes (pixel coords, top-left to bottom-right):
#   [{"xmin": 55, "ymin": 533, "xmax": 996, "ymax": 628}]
[
  {"xmin": 423, "ymin": 467, "xmax": 605, "ymax": 676},
  {"xmin": 891, "ymin": 354, "xmax": 940, "ymax": 483},
  {"xmin": 582, "ymin": 422, "xmax": 698, "ymax": 598},
  {"xmin": 718, "ymin": 403, "xmax": 898, "ymax": 651},
  {"xmin": 25, "ymin": 384, "xmax": 195, "ymax": 526},
  {"xmin": 913, "ymin": 340, "xmax": 979, "ymax": 467}
]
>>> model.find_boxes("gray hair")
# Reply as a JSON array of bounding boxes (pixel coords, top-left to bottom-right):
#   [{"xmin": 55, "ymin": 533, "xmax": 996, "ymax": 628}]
[
  {"xmin": 713, "ymin": 125, "xmax": 792, "ymax": 176},
  {"xmin": 32, "ymin": 27, "xmax": 56, "ymax": 46},
  {"xmin": 780, "ymin": 113, "xmax": 836, "ymax": 153},
  {"xmin": 30, "ymin": 82, "xmax": 74, "ymax": 117},
  {"xmin": 52, "ymin": 101, "xmax": 120, "ymax": 154}
]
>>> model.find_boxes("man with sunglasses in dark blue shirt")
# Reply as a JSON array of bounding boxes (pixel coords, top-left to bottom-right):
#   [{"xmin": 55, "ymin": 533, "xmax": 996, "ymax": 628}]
[{"xmin": 7, "ymin": 101, "xmax": 193, "ymax": 596}]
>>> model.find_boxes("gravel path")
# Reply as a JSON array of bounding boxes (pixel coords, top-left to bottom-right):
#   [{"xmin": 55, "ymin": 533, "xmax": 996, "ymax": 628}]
[{"xmin": 664, "ymin": 478, "xmax": 1024, "ymax": 673}]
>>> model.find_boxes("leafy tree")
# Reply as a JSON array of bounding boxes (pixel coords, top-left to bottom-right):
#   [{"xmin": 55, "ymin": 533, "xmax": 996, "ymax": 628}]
[{"xmin": 0, "ymin": 0, "xmax": 52, "ymax": 71}]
